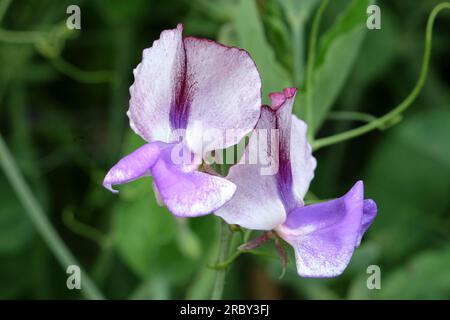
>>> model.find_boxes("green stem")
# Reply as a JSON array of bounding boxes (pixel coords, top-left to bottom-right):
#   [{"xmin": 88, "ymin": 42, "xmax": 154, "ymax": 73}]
[
  {"xmin": 62, "ymin": 208, "xmax": 107, "ymax": 246},
  {"xmin": 210, "ymin": 219, "xmax": 233, "ymax": 300},
  {"xmin": 0, "ymin": 135, "xmax": 104, "ymax": 300},
  {"xmin": 327, "ymin": 111, "xmax": 377, "ymax": 123},
  {"xmin": 305, "ymin": 0, "xmax": 329, "ymax": 142},
  {"xmin": 51, "ymin": 56, "xmax": 117, "ymax": 84},
  {"xmin": 0, "ymin": 28, "xmax": 45, "ymax": 43},
  {"xmin": 312, "ymin": 2, "xmax": 450, "ymax": 151}
]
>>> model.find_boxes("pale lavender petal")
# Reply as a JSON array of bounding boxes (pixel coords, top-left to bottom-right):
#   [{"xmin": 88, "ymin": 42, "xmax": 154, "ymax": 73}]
[
  {"xmin": 215, "ymin": 89, "xmax": 315, "ymax": 230},
  {"xmin": 103, "ymin": 143, "xmax": 163, "ymax": 193},
  {"xmin": 289, "ymin": 115, "xmax": 316, "ymax": 204},
  {"xmin": 276, "ymin": 181, "xmax": 366, "ymax": 277},
  {"xmin": 151, "ymin": 144, "xmax": 236, "ymax": 217},
  {"xmin": 183, "ymin": 36, "xmax": 261, "ymax": 154},
  {"xmin": 355, "ymin": 199, "xmax": 377, "ymax": 246},
  {"xmin": 127, "ymin": 24, "xmax": 185, "ymax": 144},
  {"xmin": 214, "ymin": 106, "xmax": 286, "ymax": 230}
]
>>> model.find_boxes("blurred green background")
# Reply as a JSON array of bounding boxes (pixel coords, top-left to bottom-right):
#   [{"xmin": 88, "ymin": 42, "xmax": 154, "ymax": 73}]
[{"xmin": 0, "ymin": 0, "xmax": 449, "ymax": 299}]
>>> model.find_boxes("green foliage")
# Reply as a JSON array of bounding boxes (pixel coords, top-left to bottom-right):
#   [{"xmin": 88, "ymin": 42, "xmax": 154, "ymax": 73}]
[
  {"xmin": 0, "ymin": 0, "xmax": 449, "ymax": 300},
  {"xmin": 220, "ymin": 0, "xmax": 291, "ymax": 102},
  {"xmin": 300, "ymin": 0, "xmax": 374, "ymax": 131}
]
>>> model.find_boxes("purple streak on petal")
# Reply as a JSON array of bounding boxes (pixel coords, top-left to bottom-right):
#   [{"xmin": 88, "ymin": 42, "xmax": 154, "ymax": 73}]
[
  {"xmin": 169, "ymin": 28, "xmax": 191, "ymax": 130},
  {"xmin": 267, "ymin": 88, "xmax": 300, "ymax": 212},
  {"xmin": 277, "ymin": 181, "xmax": 366, "ymax": 278},
  {"xmin": 103, "ymin": 142, "xmax": 164, "ymax": 193},
  {"xmin": 355, "ymin": 199, "xmax": 377, "ymax": 246},
  {"xmin": 151, "ymin": 144, "xmax": 236, "ymax": 217}
]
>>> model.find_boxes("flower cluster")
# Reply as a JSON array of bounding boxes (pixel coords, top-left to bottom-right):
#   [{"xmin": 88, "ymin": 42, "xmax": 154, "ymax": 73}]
[{"xmin": 103, "ymin": 24, "xmax": 377, "ymax": 278}]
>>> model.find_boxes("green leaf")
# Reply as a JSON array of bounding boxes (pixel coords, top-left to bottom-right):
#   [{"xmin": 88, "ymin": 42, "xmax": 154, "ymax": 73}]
[
  {"xmin": 222, "ymin": 0, "xmax": 291, "ymax": 102},
  {"xmin": 278, "ymin": 0, "xmax": 320, "ymax": 21},
  {"xmin": 300, "ymin": 0, "xmax": 373, "ymax": 131}
]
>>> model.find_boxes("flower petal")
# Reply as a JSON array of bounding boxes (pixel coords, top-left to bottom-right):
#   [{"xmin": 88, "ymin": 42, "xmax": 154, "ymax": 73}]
[
  {"xmin": 215, "ymin": 89, "xmax": 316, "ymax": 230},
  {"xmin": 103, "ymin": 142, "xmax": 164, "ymax": 193},
  {"xmin": 104, "ymin": 141, "xmax": 236, "ymax": 217},
  {"xmin": 356, "ymin": 199, "xmax": 378, "ymax": 246},
  {"xmin": 151, "ymin": 144, "xmax": 237, "ymax": 217},
  {"xmin": 183, "ymin": 36, "xmax": 262, "ymax": 154},
  {"xmin": 290, "ymin": 115, "xmax": 317, "ymax": 203},
  {"xmin": 277, "ymin": 181, "xmax": 370, "ymax": 277},
  {"xmin": 214, "ymin": 106, "xmax": 287, "ymax": 230},
  {"xmin": 127, "ymin": 24, "xmax": 262, "ymax": 156},
  {"xmin": 127, "ymin": 24, "xmax": 185, "ymax": 144}
]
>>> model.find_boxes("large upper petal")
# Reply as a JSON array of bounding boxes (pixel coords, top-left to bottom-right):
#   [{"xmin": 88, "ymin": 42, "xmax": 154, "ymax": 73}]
[
  {"xmin": 276, "ymin": 181, "xmax": 377, "ymax": 278},
  {"xmin": 183, "ymin": 36, "xmax": 261, "ymax": 154},
  {"xmin": 215, "ymin": 89, "xmax": 316, "ymax": 230},
  {"xmin": 128, "ymin": 24, "xmax": 185, "ymax": 144},
  {"xmin": 103, "ymin": 142, "xmax": 236, "ymax": 217},
  {"xmin": 127, "ymin": 24, "xmax": 261, "ymax": 154}
]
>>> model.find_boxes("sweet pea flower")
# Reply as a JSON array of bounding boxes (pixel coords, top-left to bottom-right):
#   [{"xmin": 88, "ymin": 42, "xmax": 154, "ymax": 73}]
[
  {"xmin": 215, "ymin": 88, "xmax": 377, "ymax": 277},
  {"xmin": 103, "ymin": 24, "xmax": 262, "ymax": 217}
]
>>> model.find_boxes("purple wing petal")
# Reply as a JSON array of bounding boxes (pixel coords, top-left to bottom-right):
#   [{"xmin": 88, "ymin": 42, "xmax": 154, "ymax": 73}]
[
  {"xmin": 104, "ymin": 141, "xmax": 236, "ymax": 217},
  {"xmin": 355, "ymin": 199, "xmax": 378, "ymax": 246},
  {"xmin": 127, "ymin": 24, "xmax": 185, "ymax": 144},
  {"xmin": 103, "ymin": 143, "xmax": 164, "ymax": 193},
  {"xmin": 151, "ymin": 144, "xmax": 236, "ymax": 217},
  {"xmin": 183, "ymin": 37, "xmax": 262, "ymax": 154},
  {"xmin": 277, "ymin": 181, "xmax": 368, "ymax": 277}
]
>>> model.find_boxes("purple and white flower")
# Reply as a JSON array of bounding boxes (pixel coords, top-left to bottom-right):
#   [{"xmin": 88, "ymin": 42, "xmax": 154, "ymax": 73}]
[
  {"xmin": 215, "ymin": 88, "xmax": 378, "ymax": 277},
  {"xmin": 103, "ymin": 24, "xmax": 262, "ymax": 217}
]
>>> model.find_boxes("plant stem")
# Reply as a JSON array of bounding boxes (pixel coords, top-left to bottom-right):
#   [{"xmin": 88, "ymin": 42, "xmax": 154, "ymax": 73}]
[
  {"xmin": 312, "ymin": 2, "xmax": 450, "ymax": 151},
  {"xmin": 305, "ymin": 0, "xmax": 329, "ymax": 142},
  {"xmin": 210, "ymin": 219, "xmax": 233, "ymax": 300},
  {"xmin": 0, "ymin": 135, "xmax": 104, "ymax": 300},
  {"xmin": 51, "ymin": 56, "xmax": 117, "ymax": 84},
  {"xmin": 327, "ymin": 111, "xmax": 377, "ymax": 123}
]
